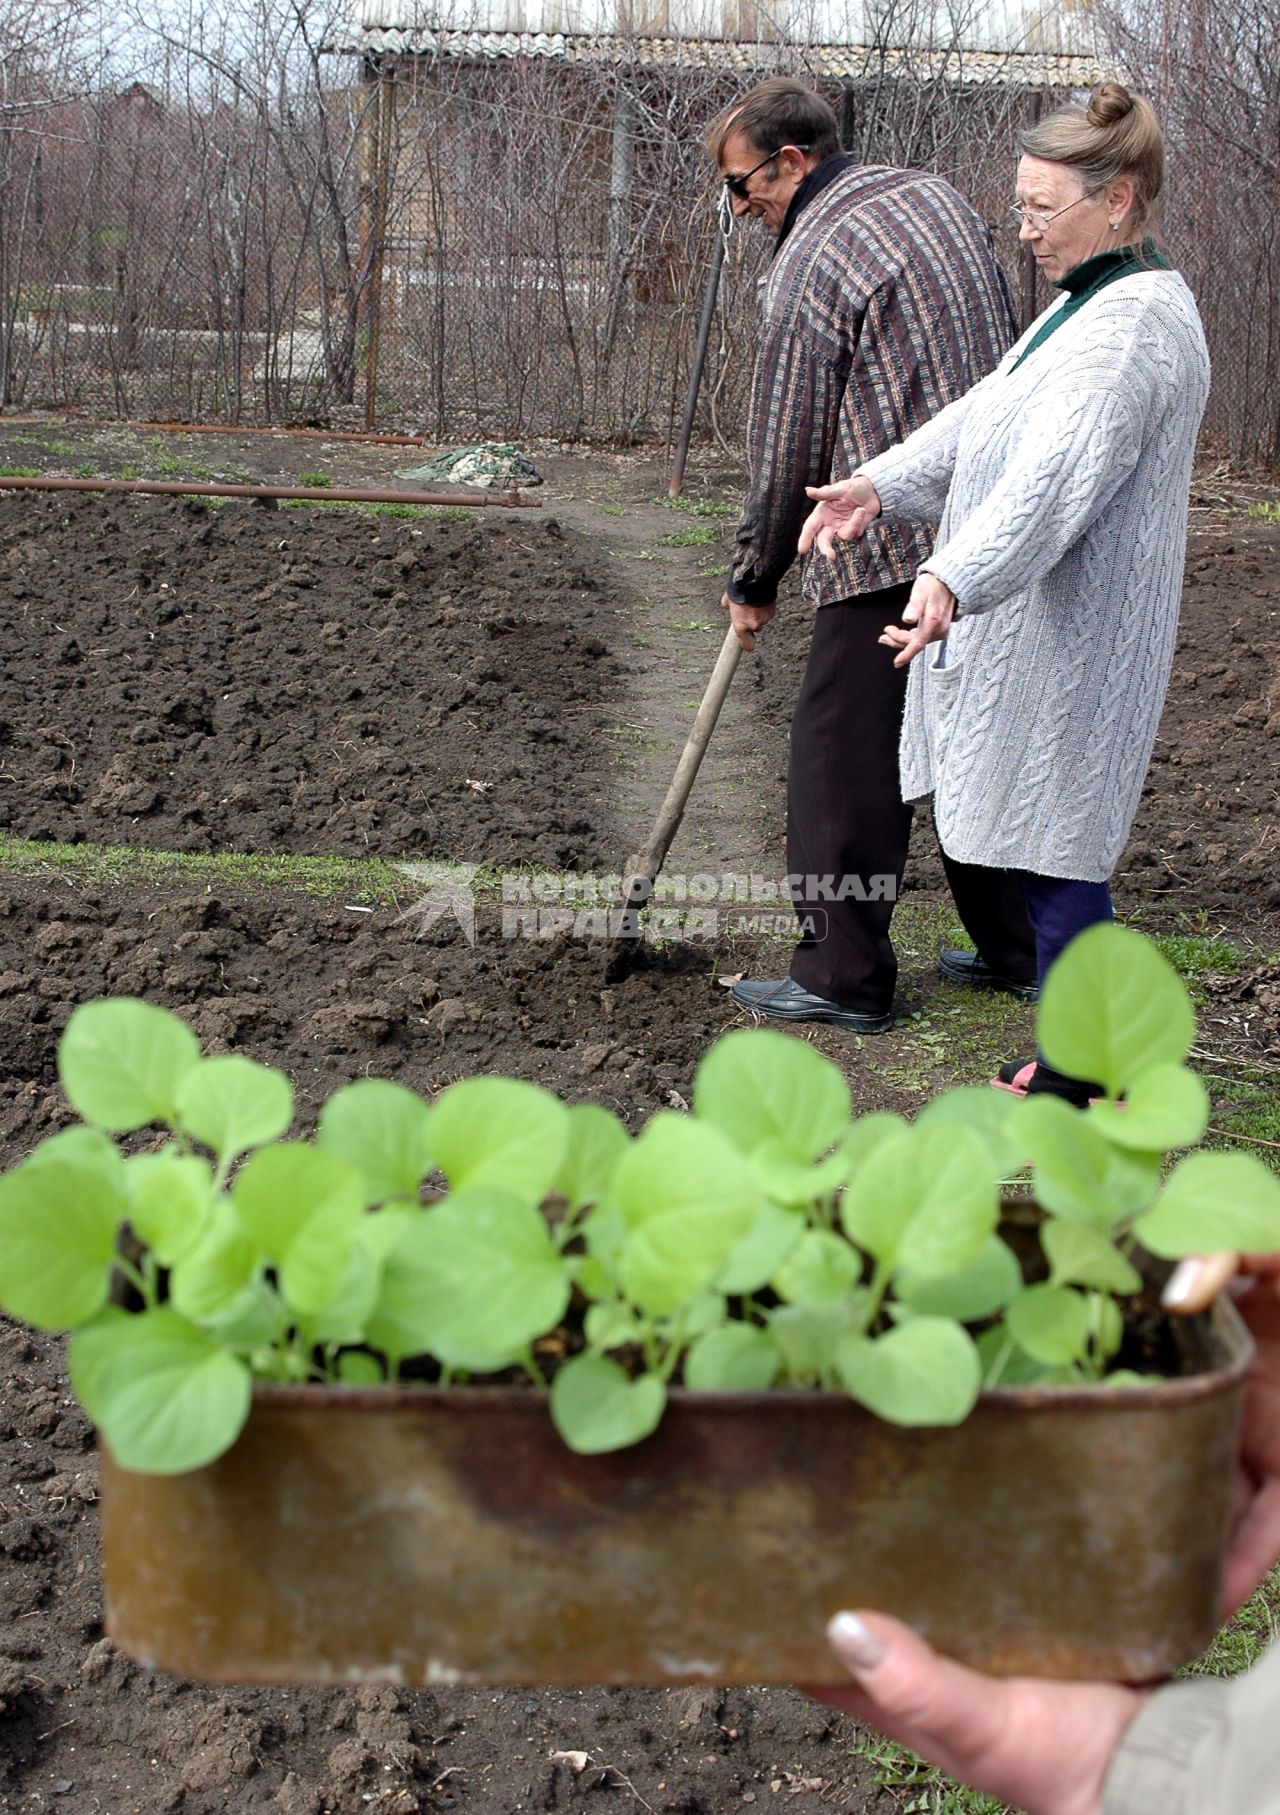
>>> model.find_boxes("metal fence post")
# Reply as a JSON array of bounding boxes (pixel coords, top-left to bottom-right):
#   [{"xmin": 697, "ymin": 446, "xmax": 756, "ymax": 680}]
[
  {"xmin": 365, "ymin": 57, "xmax": 394, "ymax": 432},
  {"xmin": 668, "ymin": 193, "xmax": 731, "ymax": 497},
  {"xmin": 1019, "ymin": 89, "xmax": 1045, "ymax": 334}
]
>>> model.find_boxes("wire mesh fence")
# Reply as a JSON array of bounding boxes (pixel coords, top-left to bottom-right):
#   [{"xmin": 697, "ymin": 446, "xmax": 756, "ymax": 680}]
[{"xmin": 0, "ymin": 0, "xmax": 1277, "ymax": 469}]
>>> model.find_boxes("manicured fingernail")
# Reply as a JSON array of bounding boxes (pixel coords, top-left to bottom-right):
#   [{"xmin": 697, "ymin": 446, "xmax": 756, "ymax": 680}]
[
  {"xmin": 827, "ymin": 1612, "xmax": 887, "ymax": 1671},
  {"xmin": 1162, "ymin": 1258, "xmax": 1201, "ymax": 1308}
]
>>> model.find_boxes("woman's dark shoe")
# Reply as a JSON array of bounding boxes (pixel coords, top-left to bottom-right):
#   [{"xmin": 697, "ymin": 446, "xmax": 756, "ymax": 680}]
[
  {"xmin": 939, "ymin": 948, "xmax": 1039, "ymax": 1003},
  {"xmin": 991, "ymin": 1057, "xmax": 1100, "ymax": 1108},
  {"xmin": 730, "ymin": 977, "xmax": 893, "ymax": 1034}
]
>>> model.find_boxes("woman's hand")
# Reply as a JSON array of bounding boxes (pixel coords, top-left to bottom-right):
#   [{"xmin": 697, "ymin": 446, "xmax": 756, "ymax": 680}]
[
  {"xmin": 878, "ymin": 572, "xmax": 957, "ymax": 668},
  {"xmin": 807, "ymin": 1612, "xmax": 1147, "ymax": 1815},
  {"xmin": 798, "ymin": 476, "xmax": 882, "ymax": 559},
  {"xmin": 1163, "ymin": 1252, "xmax": 1280, "ymax": 1613}
]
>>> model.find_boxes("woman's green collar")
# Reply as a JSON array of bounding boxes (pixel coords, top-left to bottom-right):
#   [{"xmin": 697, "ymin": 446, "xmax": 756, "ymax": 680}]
[{"xmin": 1061, "ymin": 239, "xmax": 1171, "ymax": 293}]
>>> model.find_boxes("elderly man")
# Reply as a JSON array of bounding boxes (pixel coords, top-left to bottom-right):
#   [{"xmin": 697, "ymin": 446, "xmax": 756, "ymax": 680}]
[{"xmin": 712, "ymin": 77, "xmax": 1036, "ymax": 1032}]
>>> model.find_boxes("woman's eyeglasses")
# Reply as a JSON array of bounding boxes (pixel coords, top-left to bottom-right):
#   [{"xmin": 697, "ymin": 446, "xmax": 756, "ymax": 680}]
[{"xmin": 1009, "ymin": 189, "xmax": 1102, "ymax": 232}]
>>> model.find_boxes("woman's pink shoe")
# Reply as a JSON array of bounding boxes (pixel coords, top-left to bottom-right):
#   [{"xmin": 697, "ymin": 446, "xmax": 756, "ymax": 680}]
[{"xmin": 991, "ymin": 1058, "xmax": 1038, "ymax": 1096}]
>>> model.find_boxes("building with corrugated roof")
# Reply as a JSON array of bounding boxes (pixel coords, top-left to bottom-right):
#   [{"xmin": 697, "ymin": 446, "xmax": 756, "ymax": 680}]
[
  {"xmin": 323, "ymin": 0, "xmax": 1121, "ymax": 437},
  {"xmin": 330, "ymin": 0, "xmax": 1115, "ymax": 88}
]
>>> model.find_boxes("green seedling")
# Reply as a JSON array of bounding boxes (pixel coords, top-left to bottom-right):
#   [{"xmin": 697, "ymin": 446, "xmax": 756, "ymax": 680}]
[
  {"xmin": 2, "ymin": 926, "xmax": 1278, "ymax": 1475},
  {"xmin": 298, "ymin": 471, "xmax": 332, "ymax": 487}
]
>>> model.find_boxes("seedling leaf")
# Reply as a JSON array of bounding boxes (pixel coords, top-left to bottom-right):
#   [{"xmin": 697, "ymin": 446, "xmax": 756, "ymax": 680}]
[
  {"xmin": 1134, "ymin": 1152, "xmax": 1280, "ymax": 1258},
  {"xmin": 550, "ymin": 1354, "xmax": 666, "ymax": 1453},
  {"xmin": 685, "ymin": 1323, "xmax": 780, "ymax": 1391},
  {"xmin": 841, "ymin": 1126, "xmax": 996, "ymax": 1276},
  {"xmin": 916, "ymin": 1088, "xmax": 1023, "ymax": 1174},
  {"xmin": 1007, "ymin": 1283, "xmax": 1092, "ymax": 1365},
  {"xmin": 614, "ymin": 1115, "xmax": 761, "ymax": 1315},
  {"xmin": 0, "ymin": 1159, "xmax": 123, "ymax": 1329},
  {"xmin": 770, "ymin": 1299, "xmax": 867, "ymax": 1384},
  {"xmin": 1021, "ymin": 1094, "xmax": 1161, "ymax": 1229},
  {"xmin": 298, "ymin": 1238, "xmax": 380, "ymax": 1347},
  {"xmin": 125, "ymin": 1152, "xmax": 215, "ymax": 1267},
  {"xmin": 838, "ymin": 1113, "xmax": 909, "ymax": 1177},
  {"xmin": 231, "ymin": 1145, "xmax": 366, "ymax": 1270},
  {"xmin": 1042, "ymin": 1219, "xmax": 1142, "ymax": 1294},
  {"xmin": 772, "ymin": 1229, "xmax": 862, "ymax": 1308},
  {"xmin": 1087, "ymin": 1063, "xmax": 1209, "ymax": 1151},
  {"xmin": 69, "ymin": 1307, "xmax": 252, "ymax": 1474},
  {"xmin": 317, "ymin": 1079, "xmax": 435, "ymax": 1203},
  {"xmin": 1038, "ymin": 923, "xmax": 1194, "ymax": 1096},
  {"xmin": 175, "ymin": 1055, "xmax": 294, "ymax": 1163},
  {"xmin": 169, "ymin": 1195, "xmax": 260, "ymax": 1323},
  {"xmin": 430, "ymin": 1078, "xmax": 569, "ymax": 1204},
  {"xmin": 554, "ymin": 1104, "xmax": 629, "ymax": 1212},
  {"xmin": 584, "ymin": 1302, "xmax": 640, "ymax": 1350},
  {"xmin": 748, "ymin": 1139, "xmax": 850, "ymax": 1208},
  {"xmin": 59, "ymin": 998, "xmax": 200, "ymax": 1131},
  {"xmin": 692, "ymin": 1027, "xmax": 850, "ymax": 1159},
  {"xmin": 896, "ymin": 1235, "xmax": 1022, "ymax": 1322},
  {"xmin": 714, "ymin": 1198, "xmax": 805, "ymax": 1296},
  {"xmin": 23, "ymin": 1126, "xmax": 123, "ymax": 1183},
  {"xmin": 370, "ymin": 1188, "xmax": 570, "ymax": 1369},
  {"xmin": 837, "ymin": 1319, "xmax": 980, "ymax": 1425}
]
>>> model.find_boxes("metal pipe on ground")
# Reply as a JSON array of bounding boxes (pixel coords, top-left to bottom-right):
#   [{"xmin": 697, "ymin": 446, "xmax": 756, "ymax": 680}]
[
  {"xmin": 0, "ymin": 475, "xmax": 540, "ymax": 508},
  {"xmin": 0, "ymin": 417, "xmax": 429, "ymax": 446}
]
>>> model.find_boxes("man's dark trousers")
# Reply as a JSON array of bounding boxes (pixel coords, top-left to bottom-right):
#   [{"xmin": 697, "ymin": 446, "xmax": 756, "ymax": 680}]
[{"xmin": 786, "ymin": 587, "xmax": 1037, "ymax": 1015}]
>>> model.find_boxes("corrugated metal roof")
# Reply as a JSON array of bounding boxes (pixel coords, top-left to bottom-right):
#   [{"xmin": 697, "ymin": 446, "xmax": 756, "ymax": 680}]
[
  {"xmin": 337, "ymin": 0, "xmax": 1108, "ymax": 58},
  {"xmin": 327, "ymin": 24, "xmax": 1113, "ymax": 84}
]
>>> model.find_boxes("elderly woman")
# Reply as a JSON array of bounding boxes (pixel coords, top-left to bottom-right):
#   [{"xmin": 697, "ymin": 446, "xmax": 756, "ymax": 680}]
[{"xmin": 800, "ymin": 84, "xmax": 1209, "ymax": 1104}]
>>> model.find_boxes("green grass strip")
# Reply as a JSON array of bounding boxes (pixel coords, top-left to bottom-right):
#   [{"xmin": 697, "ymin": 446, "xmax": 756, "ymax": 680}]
[{"xmin": 0, "ymin": 833, "xmax": 498, "ymax": 905}]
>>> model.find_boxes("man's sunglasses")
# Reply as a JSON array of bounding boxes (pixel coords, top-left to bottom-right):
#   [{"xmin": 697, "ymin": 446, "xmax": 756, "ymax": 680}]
[{"xmin": 723, "ymin": 144, "xmax": 811, "ymax": 201}]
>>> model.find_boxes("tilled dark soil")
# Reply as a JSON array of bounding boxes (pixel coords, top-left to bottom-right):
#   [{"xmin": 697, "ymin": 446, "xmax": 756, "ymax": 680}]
[
  {"xmin": 6, "ymin": 489, "xmax": 1275, "ymax": 927},
  {"xmin": 0, "ymin": 492, "xmax": 622, "ymax": 868},
  {"xmin": 0, "ymin": 480, "xmax": 1278, "ymax": 1814},
  {"xmin": 1115, "ymin": 525, "xmax": 1280, "ymax": 934},
  {"xmin": 0, "ymin": 1331, "xmax": 884, "ymax": 1815},
  {"xmin": 0, "ymin": 882, "xmax": 738, "ymax": 1156}
]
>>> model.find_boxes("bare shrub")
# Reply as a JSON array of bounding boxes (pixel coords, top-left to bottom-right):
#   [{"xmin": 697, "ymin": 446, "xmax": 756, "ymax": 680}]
[
  {"xmin": 1100, "ymin": 0, "xmax": 1280, "ymax": 468},
  {"xmin": 2, "ymin": 0, "xmax": 1272, "ymax": 466}
]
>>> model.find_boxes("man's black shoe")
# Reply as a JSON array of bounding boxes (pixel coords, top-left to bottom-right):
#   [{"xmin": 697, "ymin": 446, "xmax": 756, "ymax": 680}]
[
  {"xmin": 729, "ymin": 977, "xmax": 893, "ymax": 1033},
  {"xmin": 938, "ymin": 948, "xmax": 1039, "ymax": 1003}
]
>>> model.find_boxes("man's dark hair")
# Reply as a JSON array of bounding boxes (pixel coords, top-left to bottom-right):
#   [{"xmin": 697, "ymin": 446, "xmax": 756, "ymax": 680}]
[{"xmin": 705, "ymin": 77, "xmax": 840, "ymax": 165}]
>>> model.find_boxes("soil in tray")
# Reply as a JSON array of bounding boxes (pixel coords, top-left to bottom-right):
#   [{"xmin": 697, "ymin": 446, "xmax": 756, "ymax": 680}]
[{"xmin": 0, "ymin": 492, "xmax": 624, "ymax": 866}]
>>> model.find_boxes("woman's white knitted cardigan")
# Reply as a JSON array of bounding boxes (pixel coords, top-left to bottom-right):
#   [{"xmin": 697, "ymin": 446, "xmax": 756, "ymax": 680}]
[{"xmin": 857, "ymin": 270, "xmax": 1210, "ymax": 881}]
